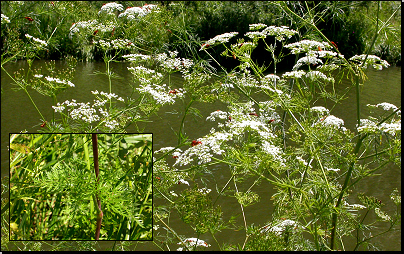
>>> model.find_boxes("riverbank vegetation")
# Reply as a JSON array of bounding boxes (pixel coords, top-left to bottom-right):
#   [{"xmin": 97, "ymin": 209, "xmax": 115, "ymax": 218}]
[
  {"xmin": 1, "ymin": 1, "xmax": 401, "ymax": 67},
  {"xmin": 1, "ymin": 1, "xmax": 401, "ymax": 251}
]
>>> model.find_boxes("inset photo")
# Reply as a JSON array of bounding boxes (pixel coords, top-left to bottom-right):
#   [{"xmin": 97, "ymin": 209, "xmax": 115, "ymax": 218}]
[{"xmin": 9, "ymin": 133, "xmax": 152, "ymax": 240}]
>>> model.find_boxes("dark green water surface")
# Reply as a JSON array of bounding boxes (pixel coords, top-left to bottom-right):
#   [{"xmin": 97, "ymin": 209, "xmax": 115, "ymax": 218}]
[{"xmin": 1, "ymin": 61, "xmax": 400, "ymax": 250}]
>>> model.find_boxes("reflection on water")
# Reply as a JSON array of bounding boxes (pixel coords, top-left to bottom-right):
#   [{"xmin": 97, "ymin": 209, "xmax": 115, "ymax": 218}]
[{"xmin": 1, "ymin": 61, "xmax": 400, "ymax": 250}]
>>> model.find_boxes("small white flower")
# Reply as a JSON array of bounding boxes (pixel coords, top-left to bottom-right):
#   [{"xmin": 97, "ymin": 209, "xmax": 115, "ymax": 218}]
[
  {"xmin": 52, "ymin": 104, "xmax": 65, "ymax": 113},
  {"xmin": 262, "ymin": 141, "xmax": 283, "ymax": 158},
  {"xmin": 316, "ymin": 63, "xmax": 340, "ymax": 72},
  {"xmin": 245, "ymin": 31, "xmax": 266, "ymax": 40},
  {"xmin": 350, "ymin": 204, "xmax": 366, "ymax": 209},
  {"xmin": 293, "ymin": 56, "xmax": 323, "ymax": 70},
  {"xmin": 178, "ymin": 179, "xmax": 189, "ymax": 186},
  {"xmin": 249, "ymin": 23, "xmax": 268, "ymax": 30},
  {"xmin": 282, "ymin": 70, "xmax": 306, "ymax": 79},
  {"xmin": 44, "ymin": 76, "xmax": 74, "ymax": 87},
  {"xmin": 200, "ymin": 32, "xmax": 238, "ymax": 50},
  {"xmin": 119, "ymin": 7, "xmax": 145, "ymax": 19},
  {"xmin": 170, "ymin": 190, "xmax": 178, "ymax": 197},
  {"xmin": 261, "ymin": 25, "xmax": 297, "ymax": 41},
  {"xmin": 143, "ymin": 4, "xmax": 159, "ymax": 13},
  {"xmin": 379, "ymin": 122, "xmax": 401, "ymax": 136},
  {"xmin": 374, "ymin": 102, "xmax": 398, "ymax": 111},
  {"xmin": 1, "ymin": 14, "xmax": 11, "ymax": 24},
  {"xmin": 154, "ymin": 147, "xmax": 176, "ymax": 154},
  {"xmin": 122, "ymin": 53, "xmax": 151, "ymax": 61},
  {"xmin": 305, "ymin": 71, "xmax": 334, "ymax": 83},
  {"xmin": 261, "ymin": 219, "xmax": 302, "ymax": 236},
  {"xmin": 221, "ymin": 83, "xmax": 234, "ymax": 88},
  {"xmin": 349, "ymin": 54, "xmax": 390, "ymax": 70},
  {"xmin": 326, "ymin": 167, "xmax": 340, "ymax": 172},
  {"xmin": 137, "ymin": 84, "xmax": 184, "ymax": 105},
  {"xmin": 285, "ymin": 40, "xmax": 331, "ymax": 54},
  {"xmin": 69, "ymin": 103, "xmax": 100, "ymax": 123},
  {"xmin": 296, "ymin": 156, "xmax": 312, "ymax": 168},
  {"xmin": 104, "ymin": 119, "xmax": 119, "ymax": 129},
  {"xmin": 357, "ymin": 119, "xmax": 378, "ymax": 133},
  {"xmin": 198, "ymin": 188, "xmax": 211, "ymax": 194},
  {"xmin": 322, "ymin": 115, "xmax": 344, "ymax": 129},
  {"xmin": 178, "ymin": 238, "xmax": 211, "ymax": 248},
  {"xmin": 99, "ymin": 2, "xmax": 124, "ymax": 14},
  {"xmin": 109, "ymin": 39, "xmax": 134, "ymax": 50},
  {"xmin": 98, "ymin": 107, "xmax": 109, "ymax": 117},
  {"xmin": 264, "ymin": 74, "xmax": 280, "ymax": 82},
  {"xmin": 206, "ymin": 110, "xmax": 228, "ymax": 122},
  {"xmin": 25, "ymin": 34, "xmax": 47, "ymax": 47},
  {"xmin": 375, "ymin": 208, "xmax": 391, "ymax": 221},
  {"xmin": 311, "ymin": 106, "xmax": 330, "ymax": 115}
]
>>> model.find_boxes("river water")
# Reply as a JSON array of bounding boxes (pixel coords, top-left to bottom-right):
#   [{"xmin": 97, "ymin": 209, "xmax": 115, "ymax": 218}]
[{"xmin": 1, "ymin": 60, "xmax": 401, "ymax": 250}]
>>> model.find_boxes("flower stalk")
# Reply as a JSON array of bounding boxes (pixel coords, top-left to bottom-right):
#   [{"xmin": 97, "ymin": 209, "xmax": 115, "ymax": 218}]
[{"xmin": 92, "ymin": 133, "xmax": 103, "ymax": 240}]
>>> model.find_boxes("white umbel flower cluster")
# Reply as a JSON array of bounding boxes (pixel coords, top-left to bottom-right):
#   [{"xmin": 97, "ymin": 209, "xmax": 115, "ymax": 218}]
[
  {"xmin": 206, "ymin": 110, "xmax": 228, "ymax": 122},
  {"xmin": 245, "ymin": 25, "xmax": 297, "ymax": 41},
  {"xmin": 261, "ymin": 25, "xmax": 297, "ymax": 41},
  {"xmin": 200, "ymin": 32, "xmax": 239, "ymax": 50},
  {"xmin": 170, "ymin": 101, "xmax": 283, "ymax": 168},
  {"xmin": 368, "ymin": 102, "xmax": 400, "ymax": 113},
  {"xmin": 285, "ymin": 40, "xmax": 331, "ymax": 54},
  {"xmin": 122, "ymin": 53, "xmax": 151, "ymax": 61},
  {"xmin": 137, "ymin": 83, "xmax": 185, "ymax": 105},
  {"xmin": 96, "ymin": 39, "xmax": 135, "ymax": 50},
  {"xmin": 349, "ymin": 54, "xmax": 390, "ymax": 70},
  {"xmin": 177, "ymin": 238, "xmax": 211, "ymax": 250},
  {"xmin": 34, "ymin": 74, "xmax": 75, "ymax": 87},
  {"xmin": 322, "ymin": 115, "xmax": 345, "ymax": 129},
  {"xmin": 305, "ymin": 71, "xmax": 334, "ymax": 83},
  {"xmin": 310, "ymin": 106, "xmax": 330, "ymax": 115},
  {"xmin": 1, "ymin": 14, "xmax": 11, "ymax": 24},
  {"xmin": 44, "ymin": 76, "xmax": 75, "ymax": 87},
  {"xmin": 293, "ymin": 56, "xmax": 323, "ymax": 70},
  {"xmin": 249, "ymin": 23, "xmax": 268, "ymax": 31},
  {"xmin": 99, "ymin": 2, "xmax": 124, "ymax": 14},
  {"xmin": 282, "ymin": 70, "xmax": 306, "ymax": 79},
  {"xmin": 261, "ymin": 219, "xmax": 303, "ymax": 236},
  {"xmin": 25, "ymin": 34, "xmax": 48, "ymax": 47},
  {"xmin": 118, "ymin": 4, "xmax": 159, "ymax": 20},
  {"xmin": 357, "ymin": 102, "xmax": 401, "ymax": 136},
  {"xmin": 69, "ymin": 20, "xmax": 98, "ymax": 34}
]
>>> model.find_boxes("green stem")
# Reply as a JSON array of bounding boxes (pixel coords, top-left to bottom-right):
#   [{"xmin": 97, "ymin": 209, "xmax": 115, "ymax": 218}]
[
  {"xmin": 329, "ymin": 2, "xmax": 386, "ymax": 249},
  {"xmin": 329, "ymin": 133, "xmax": 366, "ymax": 249},
  {"xmin": 23, "ymin": 88, "xmax": 45, "ymax": 122},
  {"xmin": 178, "ymin": 98, "xmax": 194, "ymax": 146},
  {"xmin": 1, "ymin": 66, "xmax": 45, "ymax": 121},
  {"xmin": 361, "ymin": 2, "xmax": 380, "ymax": 65},
  {"xmin": 92, "ymin": 133, "xmax": 103, "ymax": 240},
  {"xmin": 155, "ymin": 212, "xmax": 191, "ymax": 251}
]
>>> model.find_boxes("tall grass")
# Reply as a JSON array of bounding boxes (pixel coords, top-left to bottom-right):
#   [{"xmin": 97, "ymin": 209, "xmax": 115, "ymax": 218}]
[{"xmin": 9, "ymin": 133, "xmax": 152, "ymax": 240}]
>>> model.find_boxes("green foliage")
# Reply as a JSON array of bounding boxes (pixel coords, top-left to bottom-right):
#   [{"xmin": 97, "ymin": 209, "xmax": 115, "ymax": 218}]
[
  {"xmin": 1, "ymin": 0, "xmax": 401, "ymax": 251},
  {"xmin": 347, "ymin": 1, "xmax": 401, "ymax": 65},
  {"xmin": 176, "ymin": 185, "xmax": 225, "ymax": 235},
  {"xmin": 9, "ymin": 133, "xmax": 152, "ymax": 240}
]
